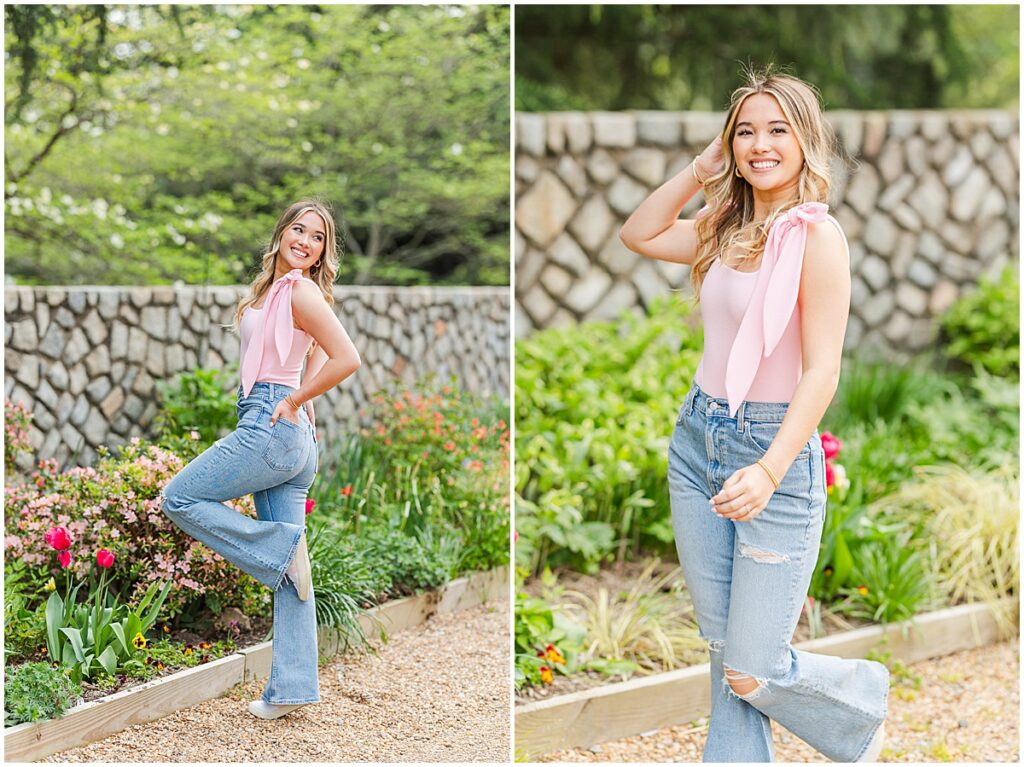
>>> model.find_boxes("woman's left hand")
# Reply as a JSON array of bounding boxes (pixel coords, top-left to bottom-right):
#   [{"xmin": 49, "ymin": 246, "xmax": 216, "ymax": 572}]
[
  {"xmin": 270, "ymin": 398, "xmax": 302, "ymax": 427},
  {"xmin": 710, "ymin": 463, "xmax": 778, "ymax": 522}
]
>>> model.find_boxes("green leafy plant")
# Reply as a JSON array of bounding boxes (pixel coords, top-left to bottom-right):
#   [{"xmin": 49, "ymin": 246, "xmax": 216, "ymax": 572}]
[
  {"xmin": 834, "ymin": 538, "xmax": 933, "ymax": 624},
  {"xmin": 306, "ymin": 523, "xmax": 388, "ymax": 652},
  {"xmin": 514, "ymin": 570, "xmax": 587, "ymax": 690},
  {"xmin": 45, "ymin": 570, "xmax": 172, "ymax": 683},
  {"xmin": 154, "ymin": 366, "xmax": 239, "ymax": 450},
  {"xmin": 4, "ymin": 661, "xmax": 82, "ymax": 726},
  {"xmin": 938, "ymin": 262, "xmax": 1019, "ymax": 379},
  {"xmin": 516, "ymin": 296, "xmax": 703, "ymax": 574}
]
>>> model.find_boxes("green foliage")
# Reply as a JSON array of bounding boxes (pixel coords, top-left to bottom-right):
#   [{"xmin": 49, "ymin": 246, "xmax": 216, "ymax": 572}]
[
  {"xmin": 307, "ymin": 522, "xmax": 388, "ymax": 652},
  {"xmin": 118, "ymin": 636, "xmax": 237, "ymax": 682},
  {"xmin": 314, "ymin": 380, "xmax": 510, "ymax": 579},
  {"xmin": 834, "ymin": 539, "xmax": 934, "ymax": 624},
  {"xmin": 810, "ymin": 360, "xmax": 1018, "ymax": 603},
  {"xmin": 938, "ymin": 264, "xmax": 1019, "ymax": 379},
  {"xmin": 154, "ymin": 366, "xmax": 239, "ymax": 450},
  {"xmin": 514, "ymin": 572, "xmax": 587, "ymax": 690},
  {"xmin": 43, "ymin": 572, "xmax": 172, "ymax": 684},
  {"xmin": 5, "ymin": 5, "xmax": 510, "ymax": 287},
  {"xmin": 516, "ymin": 5, "xmax": 1017, "ymax": 111},
  {"xmin": 360, "ymin": 526, "xmax": 458, "ymax": 597},
  {"xmin": 4, "ymin": 559, "xmax": 48, "ymax": 663},
  {"xmin": 4, "ymin": 661, "xmax": 82, "ymax": 726},
  {"xmin": 515, "ymin": 296, "xmax": 703, "ymax": 574}
]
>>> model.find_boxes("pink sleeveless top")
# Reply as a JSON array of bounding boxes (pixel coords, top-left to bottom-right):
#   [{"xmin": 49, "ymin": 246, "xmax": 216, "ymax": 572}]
[
  {"xmin": 693, "ymin": 202, "xmax": 848, "ymax": 417},
  {"xmin": 239, "ymin": 269, "xmax": 316, "ymax": 397}
]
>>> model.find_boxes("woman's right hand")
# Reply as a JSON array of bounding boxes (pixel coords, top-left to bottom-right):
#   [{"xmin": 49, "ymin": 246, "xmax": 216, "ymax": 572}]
[{"xmin": 694, "ymin": 136, "xmax": 724, "ymax": 181}]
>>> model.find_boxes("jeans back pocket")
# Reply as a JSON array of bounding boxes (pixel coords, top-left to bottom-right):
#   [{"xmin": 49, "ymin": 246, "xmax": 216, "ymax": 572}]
[{"xmin": 262, "ymin": 417, "xmax": 306, "ymax": 473}]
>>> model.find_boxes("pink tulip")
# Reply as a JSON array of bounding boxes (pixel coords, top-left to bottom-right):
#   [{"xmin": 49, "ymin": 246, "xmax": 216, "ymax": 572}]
[
  {"xmin": 96, "ymin": 549, "xmax": 115, "ymax": 569},
  {"xmin": 44, "ymin": 526, "xmax": 73, "ymax": 551},
  {"xmin": 305, "ymin": 498, "xmax": 315, "ymax": 515},
  {"xmin": 58, "ymin": 550, "xmax": 72, "ymax": 568},
  {"xmin": 821, "ymin": 432, "xmax": 841, "ymax": 460},
  {"xmin": 825, "ymin": 460, "xmax": 836, "ymax": 488}
]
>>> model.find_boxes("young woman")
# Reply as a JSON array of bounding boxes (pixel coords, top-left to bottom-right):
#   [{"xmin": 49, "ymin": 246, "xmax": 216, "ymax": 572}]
[
  {"xmin": 162, "ymin": 198, "xmax": 361, "ymax": 720},
  {"xmin": 620, "ymin": 72, "xmax": 888, "ymax": 762}
]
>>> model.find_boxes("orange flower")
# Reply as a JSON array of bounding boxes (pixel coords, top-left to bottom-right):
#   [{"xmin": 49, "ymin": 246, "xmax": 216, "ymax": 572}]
[
  {"xmin": 539, "ymin": 666, "xmax": 553, "ymax": 685},
  {"xmin": 545, "ymin": 644, "xmax": 566, "ymax": 665},
  {"xmin": 856, "ymin": 585, "xmax": 869, "ymax": 596},
  {"xmin": 341, "ymin": 485, "xmax": 354, "ymax": 497}
]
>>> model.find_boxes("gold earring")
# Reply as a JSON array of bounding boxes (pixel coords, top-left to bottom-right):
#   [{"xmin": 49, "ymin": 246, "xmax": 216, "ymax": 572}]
[{"xmin": 735, "ymin": 167, "xmax": 743, "ymax": 178}]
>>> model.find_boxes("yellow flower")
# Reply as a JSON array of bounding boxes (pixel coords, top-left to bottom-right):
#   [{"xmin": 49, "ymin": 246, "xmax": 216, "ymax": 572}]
[
  {"xmin": 539, "ymin": 666, "xmax": 553, "ymax": 685},
  {"xmin": 132, "ymin": 633, "xmax": 147, "ymax": 650},
  {"xmin": 44, "ymin": 577, "xmax": 56, "ymax": 592},
  {"xmin": 183, "ymin": 645, "xmax": 194, "ymax": 656},
  {"xmin": 856, "ymin": 585, "xmax": 869, "ymax": 596}
]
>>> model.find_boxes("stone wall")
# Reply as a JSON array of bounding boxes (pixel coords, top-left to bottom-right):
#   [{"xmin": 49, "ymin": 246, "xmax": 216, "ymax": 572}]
[
  {"xmin": 5, "ymin": 285, "xmax": 509, "ymax": 470},
  {"xmin": 515, "ymin": 110, "xmax": 1019, "ymax": 357}
]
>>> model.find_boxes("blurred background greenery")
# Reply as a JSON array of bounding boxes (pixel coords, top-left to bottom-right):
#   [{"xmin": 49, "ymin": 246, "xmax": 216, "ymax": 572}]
[
  {"xmin": 515, "ymin": 5, "xmax": 1018, "ymax": 112},
  {"xmin": 4, "ymin": 4, "xmax": 510, "ymax": 287}
]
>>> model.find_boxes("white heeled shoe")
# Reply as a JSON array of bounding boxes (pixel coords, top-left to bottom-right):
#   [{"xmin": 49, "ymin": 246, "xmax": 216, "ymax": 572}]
[
  {"xmin": 285, "ymin": 531, "xmax": 311, "ymax": 601},
  {"xmin": 248, "ymin": 699, "xmax": 308, "ymax": 719},
  {"xmin": 857, "ymin": 723, "xmax": 886, "ymax": 762}
]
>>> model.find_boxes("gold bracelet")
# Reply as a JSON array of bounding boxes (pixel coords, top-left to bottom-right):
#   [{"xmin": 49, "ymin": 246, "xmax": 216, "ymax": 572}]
[
  {"xmin": 692, "ymin": 161, "xmax": 707, "ymax": 185},
  {"xmin": 285, "ymin": 394, "xmax": 301, "ymax": 410},
  {"xmin": 757, "ymin": 459, "xmax": 780, "ymax": 489}
]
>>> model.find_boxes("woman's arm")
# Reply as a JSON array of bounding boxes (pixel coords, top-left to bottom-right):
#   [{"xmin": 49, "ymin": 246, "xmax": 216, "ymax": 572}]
[
  {"xmin": 711, "ymin": 220, "xmax": 850, "ymax": 522},
  {"xmin": 271, "ymin": 282, "xmax": 360, "ymax": 425},
  {"xmin": 619, "ymin": 137, "xmax": 723, "ymax": 265}
]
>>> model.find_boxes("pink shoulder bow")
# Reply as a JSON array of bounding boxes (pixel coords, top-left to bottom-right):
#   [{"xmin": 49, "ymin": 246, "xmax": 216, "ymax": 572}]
[
  {"xmin": 241, "ymin": 269, "xmax": 305, "ymax": 398},
  {"xmin": 723, "ymin": 202, "xmax": 829, "ymax": 416}
]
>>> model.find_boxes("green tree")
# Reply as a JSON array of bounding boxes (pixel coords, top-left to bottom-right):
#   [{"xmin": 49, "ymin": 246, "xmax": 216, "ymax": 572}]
[
  {"xmin": 5, "ymin": 5, "xmax": 510, "ymax": 287},
  {"xmin": 515, "ymin": 5, "xmax": 1017, "ymax": 112}
]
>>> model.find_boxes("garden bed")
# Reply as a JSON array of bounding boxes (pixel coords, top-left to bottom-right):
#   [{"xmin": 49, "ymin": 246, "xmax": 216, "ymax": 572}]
[
  {"xmin": 516, "ymin": 560, "xmax": 870, "ymax": 704},
  {"xmin": 4, "ymin": 566, "xmax": 508, "ymax": 763},
  {"xmin": 514, "ymin": 599, "xmax": 1014, "ymax": 760}
]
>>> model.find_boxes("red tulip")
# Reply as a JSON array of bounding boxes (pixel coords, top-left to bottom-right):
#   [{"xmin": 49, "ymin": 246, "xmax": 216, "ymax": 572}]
[
  {"xmin": 96, "ymin": 549, "xmax": 115, "ymax": 569},
  {"xmin": 340, "ymin": 485, "xmax": 353, "ymax": 497},
  {"xmin": 825, "ymin": 460, "xmax": 836, "ymax": 488},
  {"xmin": 58, "ymin": 551, "xmax": 72, "ymax": 568},
  {"xmin": 44, "ymin": 526, "xmax": 72, "ymax": 551},
  {"xmin": 305, "ymin": 498, "xmax": 315, "ymax": 515},
  {"xmin": 821, "ymin": 432, "xmax": 842, "ymax": 460}
]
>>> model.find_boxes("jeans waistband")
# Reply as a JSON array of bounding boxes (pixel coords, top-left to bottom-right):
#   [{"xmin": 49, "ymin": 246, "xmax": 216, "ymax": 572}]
[
  {"xmin": 685, "ymin": 381, "xmax": 792, "ymax": 426},
  {"xmin": 237, "ymin": 382, "xmax": 297, "ymax": 403}
]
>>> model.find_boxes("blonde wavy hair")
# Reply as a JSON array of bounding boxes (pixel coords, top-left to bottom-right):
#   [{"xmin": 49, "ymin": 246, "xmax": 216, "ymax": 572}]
[
  {"xmin": 232, "ymin": 198, "xmax": 339, "ymax": 355},
  {"xmin": 690, "ymin": 68, "xmax": 838, "ymax": 302}
]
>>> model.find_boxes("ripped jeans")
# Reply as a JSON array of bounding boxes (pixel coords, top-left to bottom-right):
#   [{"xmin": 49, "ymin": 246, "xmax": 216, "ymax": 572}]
[{"xmin": 668, "ymin": 382, "xmax": 888, "ymax": 762}]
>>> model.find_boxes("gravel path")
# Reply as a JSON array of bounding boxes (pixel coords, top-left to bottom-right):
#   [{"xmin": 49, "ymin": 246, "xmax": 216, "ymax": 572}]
[
  {"xmin": 45, "ymin": 603, "xmax": 510, "ymax": 763},
  {"xmin": 542, "ymin": 640, "xmax": 1019, "ymax": 763}
]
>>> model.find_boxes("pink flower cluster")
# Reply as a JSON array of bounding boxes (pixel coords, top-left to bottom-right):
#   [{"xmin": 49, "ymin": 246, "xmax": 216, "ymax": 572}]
[{"xmin": 5, "ymin": 441, "xmax": 267, "ymax": 620}]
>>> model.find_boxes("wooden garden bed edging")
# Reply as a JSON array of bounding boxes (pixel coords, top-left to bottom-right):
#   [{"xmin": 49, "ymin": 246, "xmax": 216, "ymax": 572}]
[
  {"xmin": 514, "ymin": 600, "xmax": 1012, "ymax": 760},
  {"xmin": 5, "ymin": 565, "xmax": 508, "ymax": 763}
]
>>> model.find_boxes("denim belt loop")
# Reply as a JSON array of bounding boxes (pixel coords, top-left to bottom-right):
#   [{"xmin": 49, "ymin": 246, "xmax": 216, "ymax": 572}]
[
  {"xmin": 685, "ymin": 385, "xmax": 697, "ymax": 417},
  {"xmin": 736, "ymin": 401, "xmax": 747, "ymax": 433}
]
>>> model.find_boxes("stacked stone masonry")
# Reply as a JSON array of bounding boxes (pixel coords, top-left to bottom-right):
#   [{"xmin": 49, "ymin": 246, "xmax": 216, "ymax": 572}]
[
  {"xmin": 515, "ymin": 110, "xmax": 1019, "ymax": 358},
  {"xmin": 4, "ymin": 285, "xmax": 509, "ymax": 470}
]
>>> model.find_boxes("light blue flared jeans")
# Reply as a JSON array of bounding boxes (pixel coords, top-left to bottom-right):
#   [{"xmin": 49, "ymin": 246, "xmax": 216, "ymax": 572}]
[
  {"xmin": 668, "ymin": 382, "xmax": 888, "ymax": 762},
  {"xmin": 161, "ymin": 382, "xmax": 320, "ymax": 705}
]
